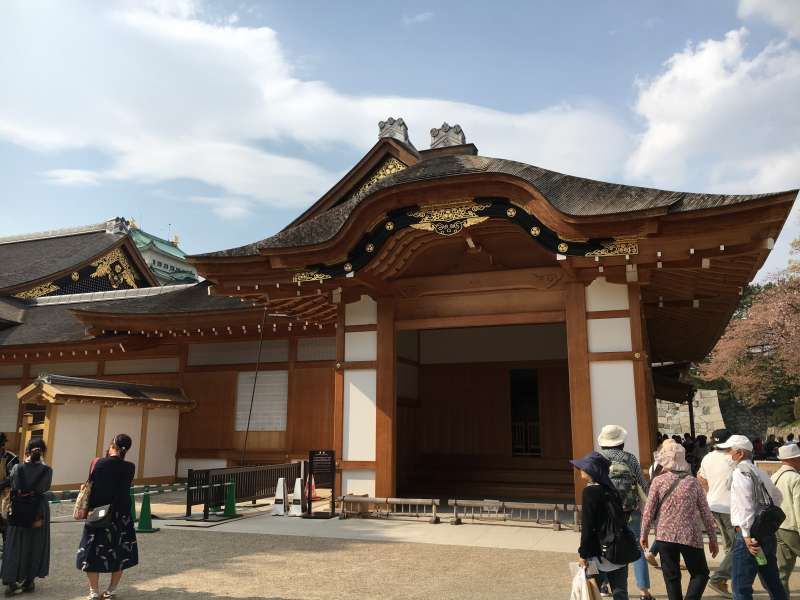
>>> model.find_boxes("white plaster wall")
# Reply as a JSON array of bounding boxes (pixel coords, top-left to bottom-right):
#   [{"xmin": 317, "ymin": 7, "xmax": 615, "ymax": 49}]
[
  {"xmin": 50, "ymin": 405, "xmax": 100, "ymax": 486},
  {"xmin": 345, "ymin": 295, "xmax": 377, "ymax": 326},
  {"xmin": 143, "ymin": 409, "xmax": 180, "ymax": 478},
  {"xmin": 0, "ymin": 365, "xmax": 23, "ymax": 378},
  {"xmin": 103, "ymin": 406, "xmax": 143, "ymax": 476},
  {"xmin": 187, "ymin": 340, "xmax": 288, "ymax": 366},
  {"xmin": 589, "ymin": 361, "xmax": 640, "ymax": 458},
  {"xmin": 419, "ymin": 324, "xmax": 567, "ymax": 364},
  {"xmin": 587, "ymin": 318, "xmax": 633, "ymax": 353},
  {"xmin": 342, "ymin": 469, "xmax": 376, "ymax": 497},
  {"xmin": 0, "ymin": 386, "xmax": 19, "ymax": 432},
  {"xmin": 297, "ymin": 337, "xmax": 336, "ymax": 361},
  {"xmin": 105, "ymin": 357, "xmax": 180, "ymax": 374},
  {"xmin": 177, "ymin": 458, "xmax": 228, "ymax": 478},
  {"xmin": 343, "ymin": 370, "xmax": 376, "ymax": 461},
  {"xmin": 31, "ymin": 361, "xmax": 97, "ymax": 377},
  {"xmin": 344, "ymin": 332, "xmax": 377, "ymax": 362},
  {"xmin": 585, "ymin": 278, "xmax": 629, "ymax": 312}
]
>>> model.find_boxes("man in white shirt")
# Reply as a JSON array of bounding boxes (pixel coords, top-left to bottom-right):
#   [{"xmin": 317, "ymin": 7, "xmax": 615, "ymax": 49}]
[
  {"xmin": 773, "ymin": 443, "xmax": 800, "ymax": 598},
  {"xmin": 719, "ymin": 434, "xmax": 786, "ymax": 599},
  {"xmin": 698, "ymin": 428, "xmax": 736, "ymax": 598}
]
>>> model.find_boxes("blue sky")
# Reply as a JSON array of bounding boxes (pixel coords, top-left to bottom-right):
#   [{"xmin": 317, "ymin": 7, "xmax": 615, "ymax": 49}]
[{"xmin": 1, "ymin": 0, "xmax": 798, "ymax": 278}]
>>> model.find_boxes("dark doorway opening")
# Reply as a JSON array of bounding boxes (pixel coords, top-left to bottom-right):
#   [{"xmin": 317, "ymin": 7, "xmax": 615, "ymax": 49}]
[{"xmin": 510, "ymin": 369, "xmax": 540, "ymax": 456}]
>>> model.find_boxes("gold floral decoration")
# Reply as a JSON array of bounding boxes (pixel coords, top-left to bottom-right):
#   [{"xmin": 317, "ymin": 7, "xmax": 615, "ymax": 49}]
[
  {"xmin": 530, "ymin": 226, "xmax": 541, "ymax": 237},
  {"xmin": 14, "ymin": 281, "xmax": 59, "ymax": 299},
  {"xmin": 407, "ymin": 201, "xmax": 492, "ymax": 237},
  {"xmin": 292, "ymin": 270, "xmax": 332, "ymax": 284},
  {"xmin": 71, "ymin": 271, "xmax": 80, "ymax": 282},
  {"xmin": 585, "ymin": 238, "xmax": 640, "ymax": 257},
  {"xmin": 506, "ymin": 207, "xmax": 517, "ymax": 218},
  {"xmin": 350, "ymin": 157, "xmax": 407, "ymax": 202},
  {"xmin": 366, "ymin": 243, "xmax": 375, "ymax": 253},
  {"xmin": 557, "ymin": 242, "xmax": 569, "ymax": 253},
  {"xmin": 90, "ymin": 248, "xmax": 138, "ymax": 289},
  {"xmin": 385, "ymin": 221, "xmax": 395, "ymax": 231}
]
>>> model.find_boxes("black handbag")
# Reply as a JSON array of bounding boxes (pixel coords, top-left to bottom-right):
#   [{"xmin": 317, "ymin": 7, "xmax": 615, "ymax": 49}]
[
  {"xmin": 600, "ymin": 489, "xmax": 641, "ymax": 565},
  {"xmin": 750, "ymin": 470, "xmax": 785, "ymax": 540},
  {"xmin": 8, "ymin": 465, "xmax": 48, "ymax": 528},
  {"xmin": 86, "ymin": 503, "xmax": 114, "ymax": 529}
]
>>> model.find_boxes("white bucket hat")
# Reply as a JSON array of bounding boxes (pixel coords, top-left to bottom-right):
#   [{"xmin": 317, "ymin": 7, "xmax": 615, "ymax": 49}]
[
  {"xmin": 598, "ymin": 425, "xmax": 627, "ymax": 448},
  {"xmin": 779, "ymin": 444, "xmax": 800, "ymax": 460}
]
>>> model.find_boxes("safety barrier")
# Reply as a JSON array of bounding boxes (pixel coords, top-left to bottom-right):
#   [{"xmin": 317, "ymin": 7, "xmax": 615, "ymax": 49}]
[
  {"xmin": 186, "ymin": 462, "xmax": 301, "ymax": 520},
  {"xmin": 339, "ymin": 495, "xmax": 441, "ymax": 524},
  {"xmin": 448, "ymin": 499, "xmax": 581, "ymax": 530}
]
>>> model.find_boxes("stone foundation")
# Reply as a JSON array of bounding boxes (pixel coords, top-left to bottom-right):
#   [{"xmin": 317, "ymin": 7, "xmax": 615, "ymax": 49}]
[{"xmin": 657, "ymin": 390, "xmax": 726, "ymax": 437}]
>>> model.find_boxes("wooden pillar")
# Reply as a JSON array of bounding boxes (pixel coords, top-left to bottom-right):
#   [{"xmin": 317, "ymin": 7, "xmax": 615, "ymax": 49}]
[
  {"xmin": 628, "ymin": 284, "xmax": 656, "ymax": 468},
  {"xmin": 332, "ymin": 303, "xmax": 345, "ymax": 497},
  {"xmin": 565, "ymin": 281, "xmax": 592, "ymax": 500},
  {"xmin": 375, "ymin": 298, "xmax": 396, "ymax": 498}
]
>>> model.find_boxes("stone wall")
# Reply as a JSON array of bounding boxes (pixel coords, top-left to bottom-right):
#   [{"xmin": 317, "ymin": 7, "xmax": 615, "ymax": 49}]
[
  {"xmin": 657, "ymin": 389, "xmax": 726, "ymax": 437},
  {"xmin": 716, "ymin": 391, "xmax": 772, "ymax": 440}
]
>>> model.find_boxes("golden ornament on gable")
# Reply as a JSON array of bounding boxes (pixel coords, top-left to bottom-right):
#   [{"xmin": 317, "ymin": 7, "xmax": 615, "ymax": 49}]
[
  {"xmin": 14, "ymin": 281, "xmax": 60, "ymax": 299},
  {"xmin": 557, "ymin": 242, "xmax": 569, "ymax": 253},
  {"xmin": 407, "ymin": 201, "xmax": 491, "ymax": 237},
  {"xmin": 292, "ymin": 270, "xmax": 332, "ymax": 284},
  {"xmin": 90, "ymin": 248, "xmax": 138, "ymax": 289},
  {"xmin": 585, "ymin": 239, "xmax": 640, "ymax": 257}
]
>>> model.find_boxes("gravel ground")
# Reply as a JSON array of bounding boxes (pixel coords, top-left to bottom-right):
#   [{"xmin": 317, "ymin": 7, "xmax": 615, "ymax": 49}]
[{"xmin": 19, "ymin": 517, "xmax": 792, "ymax": 600}]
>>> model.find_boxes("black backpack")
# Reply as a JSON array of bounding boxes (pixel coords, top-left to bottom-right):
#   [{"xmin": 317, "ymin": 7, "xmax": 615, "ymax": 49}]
[
  {"xmin": 8, "ymin": 465, "xmax": 48, "ymax": 528},
  {"xmin": 598, "ymin": 487, "xmax": 640, "ymax": 564}
]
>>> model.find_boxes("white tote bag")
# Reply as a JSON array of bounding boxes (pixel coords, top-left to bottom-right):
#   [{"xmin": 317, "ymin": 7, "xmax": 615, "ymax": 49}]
[{"xmin": 569, "ymin": 563, "xmax": 601, "ymax": 600}]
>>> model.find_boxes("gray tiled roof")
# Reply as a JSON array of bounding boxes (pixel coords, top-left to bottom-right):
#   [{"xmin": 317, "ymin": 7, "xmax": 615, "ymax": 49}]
[
  {"xmin": 0, "ymin": 230, "xmax": 125, "ymax": 291},
  {"xmin": 198, "ymin": 154, "xmax": 792, "ymax": 257}
]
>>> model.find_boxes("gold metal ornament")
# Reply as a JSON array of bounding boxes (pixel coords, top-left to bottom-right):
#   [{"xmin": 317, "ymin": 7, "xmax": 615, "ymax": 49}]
[
  {"xmin": 292, "ymin": 270, "xmax": 332, "ymax": 284},
  {"xmin": 585, "ymin": 238, "xmax": 640, "ymax": 257},
  {"xmin": 14, "ymin": 281, "xmax": 59, "ymax": 299},
  {"xmin": 407, "ymin": 201, "xmax": 491, "ymax": 237},
  {"xmin": 530, "ymin": 226, "xmax": 541, "ymax": 237},
  {"xmin": 343, "ymin": 263, "xmax": 353, "ymax": 273},
  {"xmin": 350, "ymin": 157, "xmax": 407, "ymax": 202},
  {"xmin": 71, "ymin": 271, "xmax": 79, "ymax": 282},
  {"xmin": 365, "ymin": 243, "xmax": 375, "ymax": 253},
  {"xmin": 557, "ymin": 242, "xmax": 569, "ymax": 253},
  {"xmin": 91, "ymin": 248, "xmax": 138, "ymax": 289},
  {"xmin": 506, "ymin": 207, "xmax": 517, "ymax": 218},
  {"xmin": 385, "ymin": 221, "xmax": 395, "ymax": 231}
]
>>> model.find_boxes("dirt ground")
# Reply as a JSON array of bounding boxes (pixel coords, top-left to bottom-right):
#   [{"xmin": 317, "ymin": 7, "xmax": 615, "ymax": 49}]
[{"xmin": 23, "ymin": 516, "xmax": 794, "ymax": 600}]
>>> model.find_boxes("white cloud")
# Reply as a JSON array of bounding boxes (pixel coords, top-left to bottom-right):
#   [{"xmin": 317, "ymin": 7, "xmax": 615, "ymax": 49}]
[
  {"xmin": 189, "ymin": 196, "xmax": 254, "ymax": 219},
  {"xmin": 402, "ymin": 11, "xmax": 434, "ymax": 25},
  {"xmin": 739, "ymin": 0, "xmax": 800, "ymax": 38},
  {"xmin": 43, "ymin": 169, "xmax": 101, "ymax": 186},
  {"xmin": 0, "ymin": 1, "xmax": 631, "ymax": 211}
]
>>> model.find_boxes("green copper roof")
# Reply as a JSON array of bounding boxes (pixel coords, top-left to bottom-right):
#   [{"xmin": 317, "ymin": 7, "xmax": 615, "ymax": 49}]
[{"xmin": 130, "ymin": 228, "xmax": 186, "ymax": 260}]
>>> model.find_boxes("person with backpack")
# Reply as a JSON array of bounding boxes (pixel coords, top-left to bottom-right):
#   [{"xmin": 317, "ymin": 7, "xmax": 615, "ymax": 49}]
[
  {"xmin": 772, "ymin": 443, "xmax": 800, "ymax": 598},
  {"xmin": 640, "ymin": 438, "xmax": 719, "ymax": 600},
  {"xmin": 572, "ymin": 451, "xmax": 639, "ymax": 600},
  {"xmin": 0, "ymin": 438, "xmax": 52, "ymax": 595},
  {"xmin": 598, "ymin": 424, "xmax": 654, "ymax": 600}
]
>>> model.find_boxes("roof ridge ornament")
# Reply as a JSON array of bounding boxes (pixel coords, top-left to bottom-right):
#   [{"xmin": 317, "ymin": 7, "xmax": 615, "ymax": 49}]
[
  {"xmin": 378, "ymin": 117, "xmax": 411, "ymax": 145},
  {"xmin": 430, "ymin": 122, "xmax": 466, "ymax": 149}
]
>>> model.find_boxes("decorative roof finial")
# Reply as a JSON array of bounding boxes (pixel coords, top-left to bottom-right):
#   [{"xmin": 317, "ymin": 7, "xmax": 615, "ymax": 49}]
[
  {"xmin": 430, "ymin": 122, "xmax": 466, "ymax": 149},
  {"xmin": 378, "ymin": 117, "xmax": 410, "ymax": 144}
]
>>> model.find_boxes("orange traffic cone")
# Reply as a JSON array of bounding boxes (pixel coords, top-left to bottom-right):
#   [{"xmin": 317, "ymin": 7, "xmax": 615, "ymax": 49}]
[{"xmin": 310, "ymin": 474, "xmax": 320, "ymax": 500}]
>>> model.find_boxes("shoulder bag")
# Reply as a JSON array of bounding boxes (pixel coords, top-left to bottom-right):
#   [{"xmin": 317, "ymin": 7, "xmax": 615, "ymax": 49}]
[
  {"xmin": 73, "ymin": 457, "xmax": 100, "ymax": 521},
  {"xmin": 8, "ymin": 465, "xmax": 48, "ymax": 528},
  {"xmin": 750, "ymin": 469, "xmax": 786, "ymax": 541}
]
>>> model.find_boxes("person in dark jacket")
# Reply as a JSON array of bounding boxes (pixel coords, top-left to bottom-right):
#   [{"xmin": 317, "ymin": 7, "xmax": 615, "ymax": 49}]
[
  {"xmin": 1, "ymin": 438, "xmax": 51, "ymax": 595},
  {"xmin": 76, "ymin": 434, "xmax": 138, "ymax": 600},
  {"xmin": 572, "ymin": 451, "xmax": 630, "ymax": 600}
]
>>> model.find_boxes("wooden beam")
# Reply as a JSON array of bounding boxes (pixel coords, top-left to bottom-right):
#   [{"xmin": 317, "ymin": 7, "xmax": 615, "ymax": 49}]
[
  {"xmin": 565, "ymin": 281, "xmax": 591, "ymax": 502},
  {"xmin": 395, "ymin": 311, "xmax": 565, "ymax": 331},
  {"xmin": 628, "ymin": 284, "xmax": 655, "ymax": 469},
  {"xmin": 588, "ymin": 351, "xmax": 643, "ymax": 362},
  {"xmin": 332, "ymin": 303, "xmax": 345, "ymax": 497},
  {"xmin": 375, "ymin": 298, "xmax": 396, "ymax": 498},
  {"xmin": 586, "ymin": 310, "xmax": 630, "ymax": 319}
]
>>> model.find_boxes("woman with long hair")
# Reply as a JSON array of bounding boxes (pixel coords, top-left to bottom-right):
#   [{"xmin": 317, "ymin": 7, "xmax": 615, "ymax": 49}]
[
  {"xmin": 1, "ymin": 438, "xmax": 52, "ymax": 595},
  {"xmin": 76, "ymin": 434, "xmax": 138, "ymax": 600}
]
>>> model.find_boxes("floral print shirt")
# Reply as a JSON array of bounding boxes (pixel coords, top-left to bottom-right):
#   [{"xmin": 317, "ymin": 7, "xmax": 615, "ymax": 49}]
[{"xmin": 640, "ymin": 471, "xmax": 717, "ymax": 548}]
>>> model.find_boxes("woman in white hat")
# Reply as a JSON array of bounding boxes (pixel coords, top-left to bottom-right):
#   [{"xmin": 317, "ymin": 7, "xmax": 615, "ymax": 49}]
[{"xmin": 771, "ymin": 442, "xmax": 800, "ymax": 597}]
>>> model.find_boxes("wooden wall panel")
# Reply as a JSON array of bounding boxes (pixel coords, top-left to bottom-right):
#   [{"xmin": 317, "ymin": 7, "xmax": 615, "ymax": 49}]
[
  {"xmin": 288, "ymin": 366, "xmax": 333, "ymax": 452},
  {"xmin": 538, "ymin": 366, "xmax": 572, "ymax": 459},
  {"xmin": 178, "ymin": 371, "xmax": 236, "ymax": 452}
]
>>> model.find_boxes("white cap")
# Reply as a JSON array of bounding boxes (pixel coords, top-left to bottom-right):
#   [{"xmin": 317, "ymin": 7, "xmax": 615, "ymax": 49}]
[
  {"xmin": 716, "ymin": 434, "xmax": 753, "ymax": 452},
  {"xmin": 779, "ymin": 444, "xmax": 800, "ymax": 460}
]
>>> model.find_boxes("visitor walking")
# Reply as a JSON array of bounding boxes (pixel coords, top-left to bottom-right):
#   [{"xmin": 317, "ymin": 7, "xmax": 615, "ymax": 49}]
[
  {"xmin": 640, "ymin": 439, "xmax": 719, "ymax": 600},
  {"xmin": 597, "ymin": 425, "xmax": 654, "ymax": 600},
  {"xmin": 572, "ymin": 451, "xmax": 633, "ymax": 600},
  {"xmin": 1, "ymin": 439, "xmax": 52, "ymax": 595},
  {"xmin": 76, "ymin": 434, "xmax": 138, "ymax": 600},
  {"xmin": 698, "ymin": 428, "xmax": 736, "ymax": 598},
  {"xmin": 773, "ymin": 443, "xmax": 800, "ymax": 598},
  {"xmin": 721, "ymin": 434, "xmax": 787, "ymax": 600}
]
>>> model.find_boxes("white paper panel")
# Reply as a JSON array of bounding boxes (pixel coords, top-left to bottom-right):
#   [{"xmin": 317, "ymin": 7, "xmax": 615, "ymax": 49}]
[
  {"xmin": 587, "ymin": 318, "xmax": 632, "ymax": 353},
  {"xmin": 235, "ymin": 371, "xmax": 288, "ymax": 431},
  {"xmin": 0, "ymin": 386, "xmax": 18, "ymax": 432},
  {"xmin": 589, "ymin": 361, "xmax": 639, "ymax": 459},
  {"xmin": 344, "ymin": 332, "xmax": 377, "ymax": 362},
  {"xmin": 343, "ymin": 370, "xmax": 376, "ymax": 461},
  {"xmin": 105, "ymin": 357, "xmax": 180, "ymax": 374},
  {"xmin": 297, "ymin": 337, "xmax": 336, "ymax": 361},
  {"xmin": 32, "ymin": 361, "xmax": 97, "ymax": 377},
  {"xmin": 345, "ymin": 295, "xmax": 377, "ymax": 326},
  {"xmin": 187, "ymin": 340, "xmax": 289, "ymax": 366},
  {"xmin": 585, "ymin": 277, "xmax": 630, "ymax": 312}
]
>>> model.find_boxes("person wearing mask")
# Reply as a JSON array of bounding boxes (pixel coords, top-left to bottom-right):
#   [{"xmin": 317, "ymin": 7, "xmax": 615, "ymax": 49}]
[
  {"xmin": 772, "ymin": 443, "xmax": 800, "ymax": 598},
  {"xmin": 1, "ymin": 439, "xmax": 52, "ymax": 595},
  {"xmin": 719, "ymin": 434, "xmax": 786, "ymax": 599},
  {"xmin": 698, "ymin": 428, "xmax": 736, "ymax": 598},
  {"xmin": 597, "ymin": 425, "xmax": 654, "ymax": 600},
  {"xmin": 572, "ymin": 451, "xmax": 630, "ymax": 600},
  {"xmin": 76, "ymin": 434, "xmax": 138, "ymax": 600},
  {"xmin": 640, "ymin": 439, "xmax": 719, "ymax": 600}
]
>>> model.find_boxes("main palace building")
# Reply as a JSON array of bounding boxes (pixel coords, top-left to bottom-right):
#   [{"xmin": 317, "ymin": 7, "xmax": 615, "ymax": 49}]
[{"xmin": 0, "ymin": 119, "xmax": 796, "ymax": 499}]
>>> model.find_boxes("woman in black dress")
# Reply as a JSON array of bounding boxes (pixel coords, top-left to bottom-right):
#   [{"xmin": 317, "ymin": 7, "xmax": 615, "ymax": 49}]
[{"xmin": 76, "ymin": 434, "xmax": 137, "ymax": 600}]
